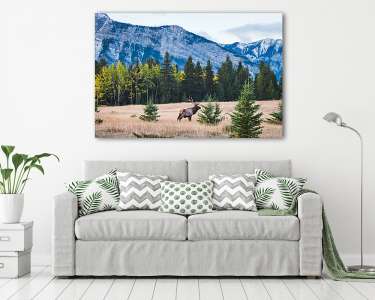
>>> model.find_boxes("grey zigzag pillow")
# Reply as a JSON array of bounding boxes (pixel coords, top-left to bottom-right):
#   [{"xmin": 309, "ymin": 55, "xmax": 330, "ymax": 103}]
[
  {"xmin": 255, "ymin": 169, "xmax": 307, "ymax": 210},
  {"xmin": 67, "ymin": 169, "xmax": 120, "ymax": 217},
  {"xmin": 117, "ymin": 172, "xmax": 168, "ymax": 210},
  {"xmin": 209, "ymin": 174, "xmax": 257, "ymax": 211}
]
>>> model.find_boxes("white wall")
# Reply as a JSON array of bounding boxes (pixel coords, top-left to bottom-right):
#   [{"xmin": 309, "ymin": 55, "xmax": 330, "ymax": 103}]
[{"xmin": 1, "ymin": 0, "xmax": 375, "ymax": 265}]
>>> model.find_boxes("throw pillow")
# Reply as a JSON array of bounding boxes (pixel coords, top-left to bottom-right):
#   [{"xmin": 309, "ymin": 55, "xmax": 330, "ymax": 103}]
[
  {"xmin": 117, "ymin": 172, "xmax": 168, "ymax": 210},
  {"xmin": 254, "ymin": 169, "xmax": 307, "ymax": 210},
  {"xmin": 67, "ymin": 169, "xmax": 119, "ymax": 217},
  {"xmin": 209, "ymin": 174, "xmax": 257, "ymax": 211},
  {"xmin": 159, "ymin": 181, "xmax": 213, "ymax": 215}
]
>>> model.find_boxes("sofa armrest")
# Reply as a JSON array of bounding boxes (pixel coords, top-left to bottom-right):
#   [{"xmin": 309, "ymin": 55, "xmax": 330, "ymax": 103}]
[
  {"xmin": 52, "ymin": 192, "xmax": 78, "ymax": 276},
  {"xmin": 298, "ymin": 192, "xmax": 323, "ymax": 276}
]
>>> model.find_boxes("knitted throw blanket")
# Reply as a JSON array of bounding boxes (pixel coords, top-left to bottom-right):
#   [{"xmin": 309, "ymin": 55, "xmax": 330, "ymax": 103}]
[{"xmin": 258, "ymin": 192, "xmax": 375, "ymax": 280}]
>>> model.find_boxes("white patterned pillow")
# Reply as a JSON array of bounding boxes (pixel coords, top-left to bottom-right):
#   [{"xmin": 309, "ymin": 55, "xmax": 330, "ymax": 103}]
[
  {"xmin": 159, "ymin": 181, "xmax": 213, "ymax": 215},
  {"xmin": 117, "ymin": 172, "xmax": 168, "ymax": 210},
  {"xmin": 255, "ymin": 169, "xmax": 307, "ymax": 210},
  {"xmin": 209, "ymin": 174, "xmax": 257, "ymax": 211},
  {"xmin": 67, "ymin": 170, "xmax": 119, "ymax": 217}
]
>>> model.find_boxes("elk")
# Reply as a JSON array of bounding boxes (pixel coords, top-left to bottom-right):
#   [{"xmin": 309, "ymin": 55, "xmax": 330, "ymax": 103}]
[{"xmin": 177, "ymin": 98, "xmax": 201, "ymax": 121}]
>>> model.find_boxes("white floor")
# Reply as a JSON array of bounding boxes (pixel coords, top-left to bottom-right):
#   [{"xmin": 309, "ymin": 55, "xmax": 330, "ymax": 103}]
[{"xmin": 0, "ymin": 266, "xmax": 374, "ymax": 300}]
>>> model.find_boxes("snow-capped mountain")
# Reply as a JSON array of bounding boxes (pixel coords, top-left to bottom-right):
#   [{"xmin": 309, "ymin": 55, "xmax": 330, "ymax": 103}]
[
  {"xmin": 95, "ymin": 13, "xmax": 283, "ymax": 79},
  {"xmin": 222, "ymin": 39, "xmax": 283, "ymax": 79}
]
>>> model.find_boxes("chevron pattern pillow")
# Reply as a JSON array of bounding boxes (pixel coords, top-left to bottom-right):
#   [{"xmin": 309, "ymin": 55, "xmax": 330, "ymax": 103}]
[
  {"xmin": 117, "ymin": 172, "xmax": 168, "ymax": 210},
  {"xmin": 255, "ymin": 169, "xmax": 307, "ymax": 210},
  {"xmin": 209, "ymin": 174, "xmax": 257, "ymax": 211},
  {"xmin": 67, "ymin": 169, "xmax": 120, "ymax": 217}
]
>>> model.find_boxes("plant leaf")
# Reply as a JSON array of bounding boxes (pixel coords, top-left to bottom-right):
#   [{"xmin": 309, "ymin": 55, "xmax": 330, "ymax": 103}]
[
  {"xmin": 0, "ymin": 168, "xmax": 13, "ymax": 181},
  {"xmin": 35, "ymin": 153, "xmax": 60, "ymax": 162},
  {"xmin": 80, "ymin": 191, "xmax": 102, "ymax": 216},
  {"xmin": 277, "ymin": 178, "xmax": 299, "ymax": 209},
  {"xmin": 32, "ymin": 164, "xmax": 44, "ymax": 175},
  {"xmin": 12, "ymin": 153, "xmax": 25, "ymax": 171},
  {"xmin": 254, "ymin": 187, "xmax": 275, "ymax": 209},
  {"xmin": 97, "ymin": 176, "xmax": 120, "ymax": 201},
  {"xmin": 67, "ymin": 180, "xmax": 91, "ymax": 200},
  {"xmin": 1, "ymin": 146, "xmax": 15, "ymax": 158}
]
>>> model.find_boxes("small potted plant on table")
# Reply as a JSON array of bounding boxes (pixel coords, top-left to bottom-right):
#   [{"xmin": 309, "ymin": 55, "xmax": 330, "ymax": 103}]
[{"xmin": 0, "ymin": 145, "xmax": 59, "ymax": 223}]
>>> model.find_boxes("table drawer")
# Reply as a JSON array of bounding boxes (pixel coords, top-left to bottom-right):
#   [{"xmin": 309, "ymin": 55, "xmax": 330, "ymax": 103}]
[
  {"xmin": 0, "ymin": 227, "xmax": 33, "ymax": 251},
  {"xmin": 0, "ymin": 251, "xmax": 31, "ymax": 278}
]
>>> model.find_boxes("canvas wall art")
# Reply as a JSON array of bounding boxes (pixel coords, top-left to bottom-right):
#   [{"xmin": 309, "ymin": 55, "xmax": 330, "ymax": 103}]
[{"xmin": 95, "ymin": 12, "xmax": 283, "ymax": 138}]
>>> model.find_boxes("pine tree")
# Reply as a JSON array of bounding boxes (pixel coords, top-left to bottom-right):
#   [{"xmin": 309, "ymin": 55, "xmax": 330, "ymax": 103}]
[
  {"xmin": 217, "ymin": 56, "xmax": 236, "ymax": 101},
  {"xmin": 230, "ymin": 81, "xmax": 263, "ymax": 138},
  {"xmin": 194, "ymin": 61, "xmax": 205, "ymax": 99},
  {"xmin": 204, "ymin": 60, "xmax": 214, "ymax": 97},
  {"xmin": 139, "ymin": 100, "xmax": 160, "ymax": 122},
  {"xmin": 255, "ymin": 62, "xmax": 279, "ymax": 100},
  {"xmin": 160, "ymin": 52, "xmax": 176, "ymax": 103},
  {"xmin": 234, "ymin": 62, "xmax": 250, "ymax": 99},
  {"xmin": 197, "ymin": 96, "xmax": 223, "ymax": 125},
  {"xmin": 267, "ymin": 102, "xmax": 283, "ymax": 124},
  {"xmin": 182, "ymin": 56, "xmax": 196, "ymax": 99}
]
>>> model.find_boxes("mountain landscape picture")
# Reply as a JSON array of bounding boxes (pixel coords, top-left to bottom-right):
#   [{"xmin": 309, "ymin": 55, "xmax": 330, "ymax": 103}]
[{"xmin": 95, "ymin": 12, "xmax": 283, "ymax": 138}]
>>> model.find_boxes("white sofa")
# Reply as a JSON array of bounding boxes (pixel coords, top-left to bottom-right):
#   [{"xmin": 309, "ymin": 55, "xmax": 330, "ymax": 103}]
[{"xmin": 52, "ymin": 160, "xmax": 323, "ymax": 277}]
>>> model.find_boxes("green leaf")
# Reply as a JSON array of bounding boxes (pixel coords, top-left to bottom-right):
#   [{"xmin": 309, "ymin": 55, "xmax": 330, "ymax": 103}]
[
  {"xmin": 80, "ymin": 191, "xmax": 102, "ymax": 216},
  {"xmin": 97, "ymin": 176, "xmax": 120, "ymax": 201},
  {"xmin": 12, "ymin": 153, "xmax": 26, "ymax": 171},
  {"xmin": 35, "ymin": 153, "xmax": 60, "ymax": 162},
  {"xmin": 255, "ymin": 169, "xmax": 273, "ymax": 184},
  {"xmin": 277, "ymin": 178, "xmax": 299, "ymax": 209},
  {"xmin": 67, "ymin": 180, "xmax": 91, "ymax": 200},
  {"xmin": 1, "ymin": 146, "xmax": 15, "ymax": 158},
  {"xmin": 0, "ymin": 168, "xmax": 13, "ymax": 181},
  {"xmin": 32, "ymin": 164, "xmax": 44, "ymax": 175},
  {"xmin": 254, "ymin": 187, "xmax": 275, "ymax": 209},
  {"xmin": 0, "ymin": 182, "xmax": 4, "ymax": 192},
  {"xmin": 25, "ymin": 164, "xmax": 44, "ymax": 175}
]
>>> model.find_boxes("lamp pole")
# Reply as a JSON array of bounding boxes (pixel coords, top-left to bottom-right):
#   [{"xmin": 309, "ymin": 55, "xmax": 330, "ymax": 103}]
[
  {"xmin": 342, "ymin": 124, "xmax": 364, "ymax": 270},
  {"xmin": 323, "ymin": 112, "xmax": 375, "ymax": 273}
]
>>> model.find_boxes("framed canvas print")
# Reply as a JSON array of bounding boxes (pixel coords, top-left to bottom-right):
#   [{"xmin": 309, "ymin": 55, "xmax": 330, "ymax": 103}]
[{"xmin": 95, "ymin": 12, "xmax": 283, "ymax": 138}]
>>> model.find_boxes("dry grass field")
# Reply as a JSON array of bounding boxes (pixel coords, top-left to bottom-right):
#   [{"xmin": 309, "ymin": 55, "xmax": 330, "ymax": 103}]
[{"xmin": 95, "ymin": 100, "xmax": 282, "ymax": 138}]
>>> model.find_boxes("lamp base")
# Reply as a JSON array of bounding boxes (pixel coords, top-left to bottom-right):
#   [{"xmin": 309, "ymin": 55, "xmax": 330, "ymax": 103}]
[{"xmin": 347, "ymin": 265, "xmax": 375, "ymax": 274}]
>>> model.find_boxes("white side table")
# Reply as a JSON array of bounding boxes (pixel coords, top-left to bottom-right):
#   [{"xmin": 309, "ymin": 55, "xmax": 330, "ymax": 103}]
[{"xmin": 0, "ymin": 221, "xmax": 33, "ymax": 278}]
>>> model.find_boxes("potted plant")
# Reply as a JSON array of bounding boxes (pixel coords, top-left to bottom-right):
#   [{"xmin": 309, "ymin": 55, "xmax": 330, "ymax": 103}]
[{"xmin": 0, "ymin": 145, "xmax": 59, "ymax": 223}]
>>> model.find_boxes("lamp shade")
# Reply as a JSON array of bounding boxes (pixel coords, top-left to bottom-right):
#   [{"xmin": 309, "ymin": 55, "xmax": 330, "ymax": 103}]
[{"xmin": 323, "ymin": 112, "xmax": 343, "ymax": 126}]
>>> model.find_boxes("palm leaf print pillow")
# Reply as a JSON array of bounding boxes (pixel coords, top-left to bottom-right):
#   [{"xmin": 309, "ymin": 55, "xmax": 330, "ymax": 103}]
[
  {"xmin": 67, "ymin": 169, "xmax": 120, "ymax": 216},
  {"xmin": 254, "ymin": 169, "xmax": 306, "ymax": 210}
]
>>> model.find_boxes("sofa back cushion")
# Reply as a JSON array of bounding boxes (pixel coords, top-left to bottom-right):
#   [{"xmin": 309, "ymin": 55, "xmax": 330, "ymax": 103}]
[
  {"xmin": 84, "ymin": 160, "xmax": 187, "ymax": 182},
  {"xmin": 188, "ymin": 160, "xmax": 291, "ymax": 182}
]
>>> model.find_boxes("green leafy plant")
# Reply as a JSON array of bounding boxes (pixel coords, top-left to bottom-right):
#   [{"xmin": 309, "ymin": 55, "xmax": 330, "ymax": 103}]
[
  {"xmin": 230, "ymin": 80, "xmax": 263, "ymax": 138},
  {"xmin": 0, "ymin": 145, "xmax": 59, "ymax": 194},
  {"xmin": 197, "ymin": 96, "xmax": 224, "ymax": 125},
  {"xmin": 267, "ymin": 102, "xmax": 283, "ymax": 124},
  {"xmin": 139, "ymin": 100, "xmax": 160, "ymax": 122}
]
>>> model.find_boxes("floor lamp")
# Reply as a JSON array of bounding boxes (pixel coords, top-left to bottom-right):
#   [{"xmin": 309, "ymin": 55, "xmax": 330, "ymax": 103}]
[{"xmin": 323, "ymin": 112, "xmax": 375, "ymax": 273}]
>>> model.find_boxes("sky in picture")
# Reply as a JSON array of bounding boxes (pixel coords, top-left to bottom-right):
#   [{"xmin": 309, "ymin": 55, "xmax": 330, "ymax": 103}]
[{"xmin": 107, "ymin": 12, "xmax": 283, "ymax": 44}]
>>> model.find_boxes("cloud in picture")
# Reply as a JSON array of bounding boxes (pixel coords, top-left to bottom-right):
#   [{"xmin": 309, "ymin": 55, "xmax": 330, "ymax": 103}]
[{"xmin": 225, "ymin": 22, "xmax": 282, "ymax": 42}]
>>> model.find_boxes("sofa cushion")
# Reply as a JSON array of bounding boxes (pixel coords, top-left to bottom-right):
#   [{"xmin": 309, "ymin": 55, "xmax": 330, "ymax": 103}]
[
  {"xmin": 188, "ymin": 211, "xmax": 299, "ymax": 241},
  {"xmin": 75, "ymin": 210, "xmax": 187, "ymax": 241},
  {"xmin": 117, "ymin": 172, "xmax": 168, "ymax": 210},
  {"xmin": 159, "ymin": 181, "xmax": 213, "ymax": 215}
]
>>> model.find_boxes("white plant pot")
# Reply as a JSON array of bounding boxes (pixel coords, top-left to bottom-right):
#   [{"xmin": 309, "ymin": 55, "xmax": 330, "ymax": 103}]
[{"xmin": 0, "ymin": 194, "xmax": 24, "ymax": 223}]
